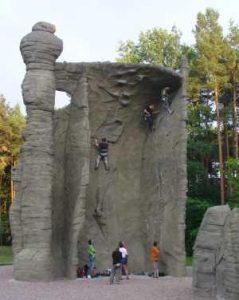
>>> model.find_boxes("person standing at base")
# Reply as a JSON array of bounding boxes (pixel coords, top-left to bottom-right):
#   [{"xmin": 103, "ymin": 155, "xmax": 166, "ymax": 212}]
[
  {"xmin": 119, "ymin": 241, "xmax": 129, "ymax": 279},
  {"xmin": 150, "ymin": 241, "xmax": 160, "ymax": 278},
  {"xmin": 109, "ymin": 246, "xmax": 122, "ymax": 284},
  {"xmin": 87, "ymin": 239, "xmax": 96, "ymax": 278}
]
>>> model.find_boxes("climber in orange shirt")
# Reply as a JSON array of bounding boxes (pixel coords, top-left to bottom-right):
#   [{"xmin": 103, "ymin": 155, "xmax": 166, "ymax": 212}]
[{"xmin": 150, "ymin": 241, "xmax": 160, "ymax": 278}]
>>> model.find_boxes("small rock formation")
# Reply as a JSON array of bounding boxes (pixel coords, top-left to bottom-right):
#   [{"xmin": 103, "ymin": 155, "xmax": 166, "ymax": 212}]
[
  {"xmin": 10, "ymin": 22, "xmax": 188, "ymax": 280},
  {"xmin": 193, "ymin": 205, "xmax": 239, "ymax": 300}
]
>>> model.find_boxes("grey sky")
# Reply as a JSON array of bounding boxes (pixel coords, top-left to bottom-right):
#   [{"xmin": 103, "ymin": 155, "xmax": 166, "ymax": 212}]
[{"xmin": 1, "ymin": 0, "xmax": 239, "ymax": 112}]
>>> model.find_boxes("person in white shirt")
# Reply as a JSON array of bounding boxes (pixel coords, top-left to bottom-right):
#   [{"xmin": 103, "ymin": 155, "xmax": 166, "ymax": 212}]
[{"xmin": 119, "ymin": 241, "xmax": 129, "ymax": 279}]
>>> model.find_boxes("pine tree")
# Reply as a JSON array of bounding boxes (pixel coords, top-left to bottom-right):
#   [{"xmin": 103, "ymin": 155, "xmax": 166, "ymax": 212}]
[{"xmin": 194, "ymin": 8, "xmax": 229, "ymax": 204}]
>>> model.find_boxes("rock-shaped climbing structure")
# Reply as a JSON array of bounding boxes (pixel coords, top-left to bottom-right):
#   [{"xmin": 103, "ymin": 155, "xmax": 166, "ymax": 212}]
[
  {"xmin": 193, "ymin": 205, "xmax": 239, "ymax": 300},
  {"xmin": 10, "ymin": 22, "xmax": 188, "ymax": 280}
]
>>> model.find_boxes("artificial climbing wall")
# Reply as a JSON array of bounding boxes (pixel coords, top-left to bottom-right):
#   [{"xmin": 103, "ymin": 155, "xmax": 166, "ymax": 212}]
[{"xmin": 10, "ymin": 22, "xmax": 187, "ymax": 280}]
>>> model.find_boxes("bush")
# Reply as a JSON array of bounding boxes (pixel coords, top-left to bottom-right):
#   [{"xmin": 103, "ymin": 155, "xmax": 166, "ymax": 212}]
[
  {"xmin": 185, "ymin": 197, "xmax": 211, "ymax": 256},
  {"xmin": 0, "ymin": 215, "xmax": 11, "ymax": 246}
]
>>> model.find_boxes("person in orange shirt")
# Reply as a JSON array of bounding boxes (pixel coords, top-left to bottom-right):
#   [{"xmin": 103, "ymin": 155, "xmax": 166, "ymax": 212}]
[{"xmin": 150, "ymin": 241, "xmax": 160, "ymax": 278}]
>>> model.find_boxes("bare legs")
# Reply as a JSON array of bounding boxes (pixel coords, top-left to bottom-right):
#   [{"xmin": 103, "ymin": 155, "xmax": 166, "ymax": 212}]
[
  {"xmin": 110, "ymin": 265, "xmax": 121, "ymax": 284},
  {"xmin": 95, "ymin": 155, "xmax": 109, "ymax": 170},
  {"xmin": 122, "ymin": 264, "xmax": 129, "ymax": 279},
  {"xmin": 152, "ymin": 261, "xmax": 159, "ymax": 278}
]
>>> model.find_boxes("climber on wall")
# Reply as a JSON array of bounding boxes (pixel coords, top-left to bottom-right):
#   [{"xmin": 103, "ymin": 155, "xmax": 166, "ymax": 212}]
[
  {"xmin": 161, "ymin": 87, "xmax": 174, "ymax": 115},
  {"xmin": 144, "ymin": 104, "xmax": 156, "ymax": 132},
  {"xmin": 94, "ymin": 137, "xmax": 109, "ymax": 171}
]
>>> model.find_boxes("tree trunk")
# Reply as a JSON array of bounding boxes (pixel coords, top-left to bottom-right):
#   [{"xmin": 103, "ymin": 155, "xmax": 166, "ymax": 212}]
[
  {"xmin": 215, "ymin": 86, "xmax": 225, "ymax": 204},
  {"xmin": 223, "ymin": 99, "xmax": 230, "ymax": 159},
  {"xmin": 233, "ymin": 82, "xmax": 238, "ymax": 159}
]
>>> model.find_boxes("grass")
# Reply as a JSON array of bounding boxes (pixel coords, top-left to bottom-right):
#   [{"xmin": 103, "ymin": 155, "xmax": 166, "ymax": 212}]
[
  {"xmin": 0, "ymin": 246, "xmax": 13, "ymax": 265},
  {"xmin": 186, "ymin": 256, "xmax": 193, "ymax": 266}
]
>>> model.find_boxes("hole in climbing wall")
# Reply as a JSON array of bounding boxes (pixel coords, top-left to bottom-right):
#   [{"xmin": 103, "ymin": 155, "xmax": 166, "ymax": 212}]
[{"xmin": 55, "ymin": 91, "xmax": 71, "ymax": 109}]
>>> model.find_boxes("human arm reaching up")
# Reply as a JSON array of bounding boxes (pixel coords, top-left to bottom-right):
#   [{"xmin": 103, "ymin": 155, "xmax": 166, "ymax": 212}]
[{"xmin": 95, "ymin": 138, "xmax": 99, "ymax": 148}]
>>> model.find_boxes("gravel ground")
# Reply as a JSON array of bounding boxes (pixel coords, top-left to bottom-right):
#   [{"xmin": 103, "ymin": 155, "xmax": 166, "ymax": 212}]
[{"xmin": 0, "ymin": 266, "xmax": 193, "ymax": 300}]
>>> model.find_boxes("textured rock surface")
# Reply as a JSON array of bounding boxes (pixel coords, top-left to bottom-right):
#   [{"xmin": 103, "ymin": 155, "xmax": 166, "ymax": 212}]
[
  {"xmin": 54, "ymin": 60, "xmax": 188, "ymax": 278},
  {"xmin": 193, "ymin": 205, "xmax": 239, "ymax": 300},
  {"xmin": 10, "ymin": 22, "xmax": 63, "ymax": 280},
  {"xmin": 10, "ymin": 22, "xmax": 187, "ymax": 281}
]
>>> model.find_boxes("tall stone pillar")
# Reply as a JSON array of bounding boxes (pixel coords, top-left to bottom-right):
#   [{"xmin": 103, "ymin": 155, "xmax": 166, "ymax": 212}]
[{"xmin": 12, "ymin": 22, "xmax": 63, "ymax": 280}]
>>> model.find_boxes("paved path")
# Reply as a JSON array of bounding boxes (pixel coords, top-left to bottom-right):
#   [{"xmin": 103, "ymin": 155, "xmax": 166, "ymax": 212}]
[{"xmin": 0, "ymin": 266, "xmax": 193, "ymax": 300}]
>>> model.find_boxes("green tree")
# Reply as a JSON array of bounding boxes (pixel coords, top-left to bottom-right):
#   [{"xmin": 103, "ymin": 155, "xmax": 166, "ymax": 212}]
[
  {"xmin": 0, "ymin": 95, "xmax": 25, "ymax": 245},
  {"xmin": 117, "ymin": 26, "xmax": 182, "ymax": 69},
  {"xmin": 0, "ymin": 95, "xmax": 12, "ymax": 176},
  {"xmin": 187, "ymin": 100, "xmax": 219, "ymax": 202},
  {"xmin": 115, "ymin": 11, "xmax": 239, "ymax": 255},
  {"xmin": 194, "ymin": 8, "xmax": 229, "ymax": 204},
  {"xmin": 182, "ymin": 45, "xmax": 201, "ymax": 99},
  {"xmin": 0, "ymin": 96, "xmax": 25, "ymax": 174},
  {"xmin": 225, "ymin": 21, "xmax": 239, "ymax": 159},
  {"xmin": 224, "ymin": 157, "xmax": 239, "ymax": 207},
  {"xmin": 186, "ymin": 197, "xmax": 211, "ymax": 256},
  {"xmin": 8, "ymin": 104, "xmax": 26, "ymax": 161}
]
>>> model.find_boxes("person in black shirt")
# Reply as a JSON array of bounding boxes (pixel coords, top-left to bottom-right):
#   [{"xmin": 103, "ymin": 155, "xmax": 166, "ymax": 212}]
[
  {"xmin": 109, "ymin": 246, "xmax": 122, "ymax": 284},
  {"xmin": 94, "ymin": 137, "xmax": 109, "ymax": 170},
  {"xmin": 144, "ymin": 104, "xmax": 155, "ymax": 132}
]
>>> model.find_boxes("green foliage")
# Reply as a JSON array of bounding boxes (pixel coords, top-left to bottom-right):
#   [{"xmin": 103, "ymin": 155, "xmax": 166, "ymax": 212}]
[
  {"xmin": 194, "ymin": 8, "xmax": 229, "ymax": 88},
  {"xmin": 115, "ymin": 8, "xmax": 239, "ymax": 255},
  {"xmin": 116, "ymin": 40, "xmax": 142, "ymax": 64},
  {"xmin": 0, "ymin": 95, "xmax": 25, "ymax": 246},
  {"xmin": 0, "ymin": 167, "xmax": 11, "ymax": 244},
  {"xmin": 181, "ymin": 45, "xmax": 201, "ymax": 99},
  {"xmin": 117, "ymin": 26, "xmax": 182, "ymax": 69},
  {"xmin": 187, "ymin": 101, "xmax": 219, "ymax": 202},
  {"xmin": 225, "ymin": 157, "xmax": 239, "ymax": 207},
  {"xmin": 186, "ymin": 256, "xmax": 193, "ymax": 266},
  {"xmin": 8, "ymin": 104, "xmax": 26, "ymax": 158},
  {"xmin": 225, "ymin": 21, "xmax": 239, "ymax": 80},
  {"xmin": 0, "ymin": 246, "xmax": 13, "ymax": 265},
  {"xmin": 186, "ymin": 197, "xmax": 211, "ymax": 256},
  {"xmin": 0, "ymin": 95, "xmax": 26, "ymax": 175},
  {"xmin": 187, "ymin": 160, "xmax": 207, "ymax": 196}
]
